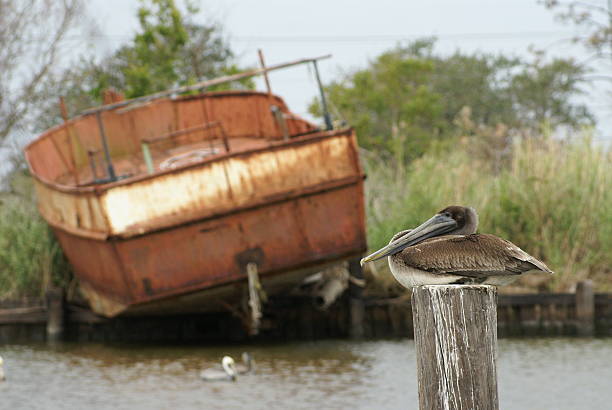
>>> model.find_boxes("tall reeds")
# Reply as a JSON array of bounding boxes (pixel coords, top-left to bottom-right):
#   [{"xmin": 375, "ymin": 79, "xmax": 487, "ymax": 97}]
[
  {"xmin": 0, "ymin": 196, "xmax": 72, "ymax": 299},
  {"xmin": 364, "ymin": 135, "xmax": 611, "ymax": 291}
]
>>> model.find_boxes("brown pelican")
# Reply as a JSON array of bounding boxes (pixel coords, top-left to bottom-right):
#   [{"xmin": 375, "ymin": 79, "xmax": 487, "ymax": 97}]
[
  {"xmin": 360, "ymin": 206, "xmax": 553, "ymax": 287},
  {"xmin": 200, "ymin": 356, "xmax": 237, "ymax": 382}
]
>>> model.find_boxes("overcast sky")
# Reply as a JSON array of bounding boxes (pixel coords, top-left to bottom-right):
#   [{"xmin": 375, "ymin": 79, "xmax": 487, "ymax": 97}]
[{"xmin": 88, "ymin": 0, "xmax": 611, "ymax": 140}]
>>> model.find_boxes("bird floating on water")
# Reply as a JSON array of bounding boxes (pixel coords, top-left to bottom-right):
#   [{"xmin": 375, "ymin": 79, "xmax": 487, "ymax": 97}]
[
  {"xmin": 235, "ymin": 352, "xmax": 255, "ymax": 375},
  {"xmin": 360, "ymin": 206, "xmax": 553, "ymax": 288},
  {"xmin": 200, "ymin": 356, "xmax": 238, "ymax": 382}
]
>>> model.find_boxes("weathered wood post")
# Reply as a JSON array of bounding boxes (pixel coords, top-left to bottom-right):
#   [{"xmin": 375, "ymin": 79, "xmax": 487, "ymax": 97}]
[
  {"xmin": 348, "ymin": 258, "xmax": 365, "ymax": 339},
  {"xmin": 46, "ymin": 287, "xmax": 65, "ymax": 341},
  {"xmin": 412, "ymin": 285, "xmax": 498, "ymax": 410},
  {"xmin": 575, "ymin": 280, "xmax": 595, "ymax": 337}
]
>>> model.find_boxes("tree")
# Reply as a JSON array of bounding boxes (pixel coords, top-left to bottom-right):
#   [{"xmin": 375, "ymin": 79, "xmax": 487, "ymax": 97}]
[
  {"xmin": 430, "ymin": 52, "xmax": 519, "ymax": 129},
  {"xmin": 433, "ymin": 49, "xmax": 593, "ymax": 135},
  {"xmin": 119, "ymin": 0, "xmax": 189, "ymax": 97},
  {"xmin": 119, "ymin": 0, "xmax": 252, "ymax": 95},
  {"xmin": 542, "ymin": 0, "xmax": 612, "ymax": 63},
  {"xmin": 0, "ymin": 0, "xmax": 88, "ymax": 143},
  {"xmin": 311, "ymin": 45, "xmax": 445, "ymax": 163},
  {"xmin": 509, "ymin": 52, "xmax": 593, "ymax": 132},
  {"xmin": 35, "ymin": 0, "xmax": 250, "ymax": 130},
  {"xmin": 312, "ymin": 40, "xmax": 593, "ymax": 163}
]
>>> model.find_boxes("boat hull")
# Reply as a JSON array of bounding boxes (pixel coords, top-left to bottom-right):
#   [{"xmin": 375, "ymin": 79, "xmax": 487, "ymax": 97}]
[
  {"xmin": 26, "ymin": 91, "xmax": 367, "ymax": 317},
  {"xmin": 53, "ymin": 181, "xmax": 365, "ymax": 316}
]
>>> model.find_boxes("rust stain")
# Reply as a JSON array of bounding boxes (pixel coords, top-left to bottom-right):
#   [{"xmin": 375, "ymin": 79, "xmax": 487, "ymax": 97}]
[{"xmin": 235, "ymin": 247, "xmax": 265, "ymax": 272}]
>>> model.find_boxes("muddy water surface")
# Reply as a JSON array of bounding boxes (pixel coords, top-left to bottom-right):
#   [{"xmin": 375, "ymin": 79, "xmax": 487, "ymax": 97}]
[{"xmin": 1, "ymin": 338, "xmax": 611, "ymax": 409}]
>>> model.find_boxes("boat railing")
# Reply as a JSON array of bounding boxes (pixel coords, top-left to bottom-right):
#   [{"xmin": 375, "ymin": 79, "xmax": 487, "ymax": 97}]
[
  {"xmin": 140, "ymin": 120, "xmax": 230, "ymax": 174},
  {"xmin": 67, "ymin": 54, "xmax": 332, "ymax": 184},
  {"xmin": 270, "ymin": 105, "xmax": 289, "ymax": 140},
  {"xmin": 87, "ymin": 148, "xmax": 102, "ymax": 181}
]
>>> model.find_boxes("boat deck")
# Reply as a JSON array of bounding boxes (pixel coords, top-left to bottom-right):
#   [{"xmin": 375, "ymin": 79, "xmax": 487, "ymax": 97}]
[{"xmin": 57, "ymin": 135, "xmax": 275, "ymax": 187}]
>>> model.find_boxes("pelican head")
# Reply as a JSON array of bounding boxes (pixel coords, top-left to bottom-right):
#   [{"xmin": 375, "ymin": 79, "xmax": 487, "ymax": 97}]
[
  {"xmin": 360, "ymin": 206, "xmax": 478, "ymax": 266},
  {"xmin": 222, "ymin": 356, "xmax": 237, "ymax": 381}
]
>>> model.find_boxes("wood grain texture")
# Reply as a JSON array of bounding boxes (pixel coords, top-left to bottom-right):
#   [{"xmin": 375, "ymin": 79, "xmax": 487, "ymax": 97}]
[
  {"xmin": 412, "ymin": 285, "xmax": 498, "ymax": 410},
  {"xmin": 46, "ymin": 288, "xmax": 65, "ymax": 340},
  {"xmin": 576, "ymin": 280, "xmax": 594, "ymax": 336}
]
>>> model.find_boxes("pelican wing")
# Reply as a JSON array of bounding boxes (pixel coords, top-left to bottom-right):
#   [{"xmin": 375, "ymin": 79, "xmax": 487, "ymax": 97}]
[{"xmin": 397, "ymin": 233, "xmax": 553, "ymax": 278}]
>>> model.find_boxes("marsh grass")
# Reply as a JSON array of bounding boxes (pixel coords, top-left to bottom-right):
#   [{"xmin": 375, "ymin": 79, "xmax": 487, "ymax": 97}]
[
  {"xmin": 0, "ymin": 195, "xmax": 72, "ymax": 300},
  {"xmin": 365, "ymin": 135, "xmax": 611, "ymax": 292}
]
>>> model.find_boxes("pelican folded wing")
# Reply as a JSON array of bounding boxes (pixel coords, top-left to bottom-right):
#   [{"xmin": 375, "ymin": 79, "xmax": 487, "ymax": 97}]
[{"xmin": 398, "ymin": 234, "xmax": 554, "ymax": 279}]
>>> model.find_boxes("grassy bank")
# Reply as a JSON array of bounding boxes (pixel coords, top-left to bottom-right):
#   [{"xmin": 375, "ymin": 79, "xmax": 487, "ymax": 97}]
[
  {"xmin": 0, "ymin": 188, "xmax": 72, "ymax": 300},
  {"xmin": 365, "ymin": 135, "xmax": 612, "ymax": 292}
]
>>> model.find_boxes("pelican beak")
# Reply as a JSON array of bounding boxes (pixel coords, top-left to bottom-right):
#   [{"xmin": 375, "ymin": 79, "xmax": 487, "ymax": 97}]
[{"xmin": 360, "ymin": 213, "xmax": 457, "ymax": 266}]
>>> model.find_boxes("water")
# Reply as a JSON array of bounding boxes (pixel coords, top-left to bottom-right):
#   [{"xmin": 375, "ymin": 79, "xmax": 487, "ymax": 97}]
[{"xmin": 1, "ymin": 338, "xmax": 611, "ymax": 409}]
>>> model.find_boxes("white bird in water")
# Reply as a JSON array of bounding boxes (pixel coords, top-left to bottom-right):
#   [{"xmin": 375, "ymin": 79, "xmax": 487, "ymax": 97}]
[
  {"xmin": 235, "ymin": 352, "xmax": 255, "ymax": 375},
  {"xmin": 200, "ymin": 356, "xmax": 238, "ymax": 382},
  {"xmin": 0, "ymin": 356, "xmax": 5, "ymax": 381},
  {"xmin": 361, "ymin": 206, "xmax": 553, "ymax": 288}
]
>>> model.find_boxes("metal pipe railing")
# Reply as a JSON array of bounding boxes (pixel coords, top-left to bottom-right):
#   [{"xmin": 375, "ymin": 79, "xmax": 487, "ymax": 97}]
[
  {"xmin": 80, "ymin": 55, "xmax": 331, "ymax": 117},
  {"xmin": 79, "ymin": 54, "xmax": 332, "ymax": 181}
]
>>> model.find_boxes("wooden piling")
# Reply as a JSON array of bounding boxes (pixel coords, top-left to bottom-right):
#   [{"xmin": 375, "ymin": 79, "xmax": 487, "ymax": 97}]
[
  {"xmin": 348, "ymin": 258, "xmax": 365, "ymax": 339},
  {"xmin": 575, "ymin": 280, "xmax": 594, "ymax": 337},
  {"xmin": 46, "ymin": 288, "xmax": 65, "ymax": 341},
  {"xmin": 412, "ymin": 285, "xmax": 498, "ymax": 410}
]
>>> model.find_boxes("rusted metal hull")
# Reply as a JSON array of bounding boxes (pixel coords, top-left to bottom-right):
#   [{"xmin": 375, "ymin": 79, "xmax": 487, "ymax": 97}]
[
  {"xmin": 53, "ymin": 181, "xmax": 366, "ymax": 316},
  {"xmin": 25, "ymin": 90, "xmax": 366, "ymax": 317}
]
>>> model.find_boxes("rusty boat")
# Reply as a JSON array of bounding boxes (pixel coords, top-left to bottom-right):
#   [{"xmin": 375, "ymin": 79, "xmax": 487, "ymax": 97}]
[{"xmin": 24, "ymin": 56, "xmax": 367, "ymax": 318}]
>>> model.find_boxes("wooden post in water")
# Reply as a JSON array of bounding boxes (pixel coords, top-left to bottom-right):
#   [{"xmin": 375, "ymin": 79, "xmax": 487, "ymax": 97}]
[
  {"xmin": 46, "ymin": 288, "xmax": 65, "ymax": 341},
  {"xmin": 412, "ymin": 285, "xmax": 499, "ymax": 410},
  {"xmin": 575, "ymin": 280, "xmax": 595, "ymax": 337}
]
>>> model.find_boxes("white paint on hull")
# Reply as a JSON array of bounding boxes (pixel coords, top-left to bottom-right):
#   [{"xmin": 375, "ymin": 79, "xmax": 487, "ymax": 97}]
[{"xmin": 103, "ymin": 135, "xmax": 355, "ymax": 234}]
